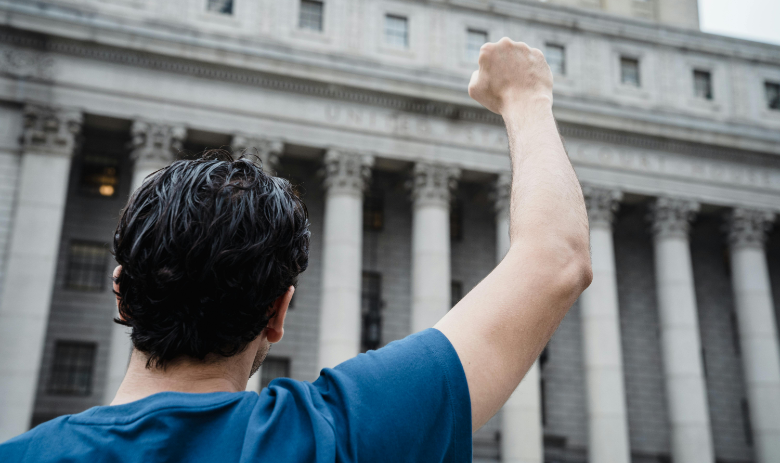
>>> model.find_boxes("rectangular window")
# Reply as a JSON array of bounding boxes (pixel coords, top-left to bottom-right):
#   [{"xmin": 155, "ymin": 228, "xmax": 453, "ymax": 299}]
[
  {"xmin": 545, "ymin": 43, "xmax": 565, "ymax": 76},
  {"xmin": 47, "ymin": 341, "xmax": 96, "ymax": 396},
  {"xmin": 620, "ymin": 57, "xmax": 640, "ymax": 87},
  {"xmin": 451, "ymin": 280, "xmax": 463, "ymax": 308},
  {"xmin": 765, "ymin": 81, "xmax": 780, "ymax": 110},
  {"xmin": 385, "ymin": 14, "xmax": 408, "ymax": 49},
  {"xmin": 65, "ymin": 241, "xmax": 108, "ymax": 292},
  {"xmin": 466, "ymin": 29, "xmax": 488, "ymax": 62},
  {"xmin": 363, "ymin": 190, "xmax": 384, "ymax": 231},
  {"xmin": 361, "ymin": 272, "xmax": 382, "ymax": 352},
  {"xmin": 260, "ymin": 357, "xmax": 290, "ymax": 389},
  {"xmin": 207, "ymin": 0, "xmax": 233, "ymax": 14},
  {"xmin": 79, "ymin": 152, "xmax": 120, "ymax": 198},
  {"xmin": 694, "ymin": 70, "xmax": 713, "ymax": 100},
  {"xmin": 299, "ymin": 0, "xmax": 324, "ymax": 32}
]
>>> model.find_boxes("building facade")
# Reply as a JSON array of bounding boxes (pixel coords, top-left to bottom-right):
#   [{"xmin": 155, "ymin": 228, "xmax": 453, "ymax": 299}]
[{"xmin": 0, "ymin": 0, "xmax": 779, "ymax": 462}]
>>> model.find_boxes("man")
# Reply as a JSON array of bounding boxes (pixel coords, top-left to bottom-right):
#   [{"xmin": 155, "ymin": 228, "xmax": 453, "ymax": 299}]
[{"xmin": 0, "ymin": 38, "xmax": 591, "ymax": 462}]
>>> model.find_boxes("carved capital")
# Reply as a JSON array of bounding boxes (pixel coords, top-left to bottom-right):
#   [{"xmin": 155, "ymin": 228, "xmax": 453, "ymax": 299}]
[
  {"xmin": 130, "ymin": 120, "xmax": 186, "ymax": 167},
  {"xmin": 22, "ymin": 104, "xmax": 83, "ymax": 157},
  {"xmin": 649, "ymin": 197, "xmax": 700, "ymax": 239},
  {"xmin": 582, "ymin": 185, "xmax": 623, "ymax": 228},
  {"xmin": 230, "ymin": 134, "xmax": 284, "ymax": 173},
  {"xmin": 322, "ymin": 149, "xmax": 374, "ymax": 195},
  {"xmin": 493, "ymin": 172, "xmax": 512, "ymax": 215},
  {"xmin": 727, "ymin": 208, "xmax": 775, "ymax": 250},
  {"xmin": 411, "ymin": 162, "xmax": 460, "ymax": 207}
]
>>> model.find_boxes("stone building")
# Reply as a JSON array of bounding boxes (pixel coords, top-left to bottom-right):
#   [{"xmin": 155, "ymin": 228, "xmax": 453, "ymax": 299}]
[{"xmin": 0, "ymin": 0, "xmax": 779, "ymax": 462}]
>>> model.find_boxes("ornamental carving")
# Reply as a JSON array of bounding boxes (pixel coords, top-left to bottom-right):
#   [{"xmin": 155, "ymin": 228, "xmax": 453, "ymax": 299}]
[
  {"xmin": 582, "ymin": 185, "xmax": 622, "ymax": 228},
  {"xmin": 0, "ymin": 46, "xmax": 54, "ymax": 80},
  {"xmin": 493, "ymin": 172, "xmax": 512, "ymax": 215},
  {"xmin": 130, "ymin": 120, "xmax": 186, "ymax": 165},
  {"xmin": 230, "ymin": 135, "xmax": 284, "ymax": 173},
  {"xmin": 22, "ymin": 104, "xmax": 83, "ymax": 156},
  {"xmin": 726, "ymin": 208, "xmax": 775, "ymax": 249},
  {"xmin": 649, "ymin": 197, "xmax": 700, "ymax": 239},
  {"xmin": 322, "ymin": 149, "xmax": 374, "ymax": 194},
  {"xmin": 411, "ymin": 162, "xmax": 460, "ymax": 206}
]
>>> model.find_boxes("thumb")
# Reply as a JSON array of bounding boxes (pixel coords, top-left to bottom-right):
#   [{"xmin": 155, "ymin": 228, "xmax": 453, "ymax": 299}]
[{"xmin": 468, "ymin": 70, "xmax": 480, "ymax": 99}]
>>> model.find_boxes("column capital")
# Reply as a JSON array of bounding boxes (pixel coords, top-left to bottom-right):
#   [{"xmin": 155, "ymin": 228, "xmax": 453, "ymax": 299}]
[
  {"xmin": 727, "ymin": 208, "xmax": 775, "ymax": 250},
  {"xmin": 130, "ymin": 120, "xmax": 186, "ymax": 166},
  {"xmin": 493, "ymin": 172, "xmax": 512, "ymax": 215},
  {"xmin": 230, "ymin": 134, "xmax": 283, "ymax": 173},
  {"xmin": 411, "ymin": 162, "xmax": 460, "ymax": 207},
  {"xmin": 322, "ymin": 149, "xmax": 374, "ymax": 195},
  {"xmin": 582, "ymin": 184, "xmax": 623, "ymax": 228},
  {"xmin": 650, "ymin": 197, "xmax": 700, "ymax": 239},
  {"xmin": 22, "ymin": 104, "xmax": 83, "ymax": 157}
]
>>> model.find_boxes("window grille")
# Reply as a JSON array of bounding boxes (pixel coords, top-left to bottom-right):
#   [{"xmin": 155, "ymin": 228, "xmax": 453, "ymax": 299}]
[
  {"xmin": 65, "ymin": 241, "xmax": 109, "ymax": 292},
  {"xmin": 467, "ymin": 29, "xmax": 488, "ymax": 62},
  {"xmin": 361, "ymin": 272, "xmax": 382, "ymax": 352},
  {"xmin": 765, "ymin": 81, "xmax": 780, "ymax": 110},
  {"xmin": 620, "ymin": 57, "xmax": 640, "ymax": 87},
  {"xmin": 385, "ymin": 15, "xmax": 408, "ymax": 49},
  {"xmin": 299, "ymin": 0, "xmax": 323, "ymax": 32},
  {"xmin": 693, "ymin": 70, "xmax": 713, "ymax": 100},
  {"xmin": 207, "ymin": 0, "xmax": 233, "ymax": 14},
  {"xmin": 261, "ymin": 357, "xmax": 290, "ymax": 389},
  {"xmin": 47, "ymin": 341, "xmax": 96, "ymax": 396},
  {"xmin": 363, "ymin": 190, "xmax": 384, "ymax": 231},
  {"xmin": 545, "ymin": 44, "xmax": 565, "ymax": 75},
  {"xmin": 451, "ymin": 280, "xmax": 463, "ymax": 308}
]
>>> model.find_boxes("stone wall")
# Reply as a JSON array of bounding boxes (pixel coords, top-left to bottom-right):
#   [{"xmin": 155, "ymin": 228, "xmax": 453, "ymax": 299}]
[{"xmin": 0, "ymin": 104, "xmax": 22, "ymax": 305}]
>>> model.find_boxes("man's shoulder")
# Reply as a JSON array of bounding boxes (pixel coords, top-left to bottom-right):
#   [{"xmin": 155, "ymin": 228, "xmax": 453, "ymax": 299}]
[{"xmin": 0, "ymin": 416, "xmax": 71, "ymax": 461}]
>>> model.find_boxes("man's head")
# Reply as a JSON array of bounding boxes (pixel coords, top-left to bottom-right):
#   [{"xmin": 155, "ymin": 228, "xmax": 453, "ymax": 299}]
[{"xmin": 112, "ymin": 150, "xmax": 310, "ymax": 371}]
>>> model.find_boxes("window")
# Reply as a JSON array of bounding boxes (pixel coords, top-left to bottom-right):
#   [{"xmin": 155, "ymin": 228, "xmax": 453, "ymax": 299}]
[
  {"xmin": 766, "ymin": 81, "xmax": 780, "ymax": 110},
  {"xmin": 206, "ymin": 0, "xmax": 233, "ymax": 14},
  {"xmin": 79, "ymin": 152, "xmax": 120, "ymax": 198},
  {"xmin": 299, "ymin": 0, "xmax": 323, "ymax": 32},
  {"xmin": 65, "ymin": 241, "xmax": 108, "ymax": 292},
  {"xmin": 620, "ymin": 57, "xmax": 640, "ymax": 87},
  {"xmin": 47, "ymin": 341, "xmax": 96, "ymax": 396},
  {"xmin": 260, "ymin": 357, "xmax": 290, "ymax": 389},
  {"xmin": 451, "ymin": 280, "xmax": 463, "ymax": 308},
  {"xmin": 693, "ymin": 70, "xmax": 713, "ymax": 100},
  {"xmin": 363, "ymin": 190, "xmax": 384, "ymax": 231},
  {"xmin": 385, "ymin": 14, "xmax": 408, "ymax": 49},
  {"xmin": 466, "ymin": 29, "xmax": 488, "ymax": 61},
  {"xmin": 450, "ymin": 200, "xmax": 463, "ymax": 242},
  {"xmin": 361, "ymin": 272, "xmax": 382, "ymax": 352},
  {"xmin": 545, "ymin": 43, "xmax": 565, "ymax": 76}
]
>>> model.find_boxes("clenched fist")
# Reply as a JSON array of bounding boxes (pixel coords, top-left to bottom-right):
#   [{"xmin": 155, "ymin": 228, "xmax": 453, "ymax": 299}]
[{"xmin": 468, "ymin": 38, "xmax": 553, "ymax": 116}]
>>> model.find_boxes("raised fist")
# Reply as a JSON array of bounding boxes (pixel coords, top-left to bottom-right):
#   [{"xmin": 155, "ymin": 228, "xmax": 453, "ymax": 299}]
[{"xmin": 468, "ymin": 38, "xmax": 554, "ymax": 115}]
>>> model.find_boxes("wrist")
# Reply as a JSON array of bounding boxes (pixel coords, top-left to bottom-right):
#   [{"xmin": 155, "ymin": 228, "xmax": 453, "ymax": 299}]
[{"xmin": 500, "ymin": 94, "xmax": 553, "ymax": 126}]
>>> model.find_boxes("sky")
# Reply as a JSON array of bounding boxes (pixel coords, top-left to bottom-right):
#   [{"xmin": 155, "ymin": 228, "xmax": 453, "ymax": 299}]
[{"xmin": 698, "ymin": 0, "xmax": 780, "ymax": 46}]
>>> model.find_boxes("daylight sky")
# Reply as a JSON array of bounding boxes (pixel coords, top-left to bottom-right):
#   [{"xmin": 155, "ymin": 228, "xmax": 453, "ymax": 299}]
[{"xmin": 698, "ymin": 0, "xmax": 780, "ymax": 45}]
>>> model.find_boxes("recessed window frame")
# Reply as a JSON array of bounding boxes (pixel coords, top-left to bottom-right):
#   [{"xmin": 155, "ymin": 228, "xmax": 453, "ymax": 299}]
[
  {"xmin": 620, "ymin": 56, "xmax": 641, "ymax": 87},
  {"xmin": 65, "ymin": 241, "xmax": 109, "ymax": 292},
  {"xmin": 205, "ymin": 0, "xmax": 234, "ymax": 15},
  {"xmin": 545, "ymin": 43, "xmax": 566, "ymax": 76},
  {"xmin": 298, "ymin": 0, "xmax": 324, "ymax": 32},
  {"xmin": 765, "ymin": 81, "xmax": 780, "ymax": 111},
  {"xmin": 384, "ymin": 14, "xmax": 409, "ymax": 49},
  {"xmin": 466, "ymin": 29, "xmax": 488, "ymax": 62},
  {"xmin": 47, "ymin": 340, "xmax": 97, "ymax": 396},
  {"xmin": 360, "ymin": 271, "xmax": 383, "ymax": 352},
  {"xmin": 260, "ymin": 357, "xmax": 290, "ymax": 389},
  {"xmin": 693, "ymin": 69, "xmax": 714, "ymax": 101}
]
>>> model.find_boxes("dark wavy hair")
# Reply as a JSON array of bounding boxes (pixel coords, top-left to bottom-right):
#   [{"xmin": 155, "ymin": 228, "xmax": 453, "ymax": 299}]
[{"xmin": 113, "ymin": 150, "xmax": 310, "ymax": 369}]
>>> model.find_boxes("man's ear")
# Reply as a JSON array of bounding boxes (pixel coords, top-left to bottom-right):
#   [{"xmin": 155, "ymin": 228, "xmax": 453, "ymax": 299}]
[
  {"xmin": 113, "ymin": 265, "xmax": 124, "ymax": 320},
  {"xmin": 266, "ymin": 286, "xmax": 294, "ymax": 344}
]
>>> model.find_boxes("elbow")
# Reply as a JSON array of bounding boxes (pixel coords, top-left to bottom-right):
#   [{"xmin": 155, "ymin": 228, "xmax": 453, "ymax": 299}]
[{"xmin": 547, "ymin": 241, "xmax": 593, "ymax": 300}]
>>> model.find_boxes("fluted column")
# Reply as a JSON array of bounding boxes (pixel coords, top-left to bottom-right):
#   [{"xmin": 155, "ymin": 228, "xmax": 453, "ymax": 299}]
[
  {"xmin": 726, "ymin": 209, "xmax": 780, "ymax": 463},
  {"xmin": 230, "ymin": 134, "xmax": 283, "ymax": 174},
  {"xmin": 0, "ymin": 105, "xmax": 82, "ymax": 440},
  {"xmin": 651, "ymin": 197, "xmax": 714, "ymax": 463},
  {"xmin": 103, "ymin": 121, "xmax": 185, "ymax": 404},
  {"xmin": 410, "ymin": 163, "xmax": 459, "ymax": 332},
  {"xmin": 317, "ymin": 149, "xmax": 373, "ymax": 369},
  {"xmin": 579, "ymin": 186, "xmax": 631, "ymax": 463},
  {"xmin": 496, "ymin": 173, "xmax": 544, "ymax": 463}
]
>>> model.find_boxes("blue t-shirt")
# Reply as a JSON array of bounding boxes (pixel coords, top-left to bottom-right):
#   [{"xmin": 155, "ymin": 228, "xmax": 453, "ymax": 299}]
[{"xmin": 0, "ymin": 329, "xmax": 471, "ymax": 462}]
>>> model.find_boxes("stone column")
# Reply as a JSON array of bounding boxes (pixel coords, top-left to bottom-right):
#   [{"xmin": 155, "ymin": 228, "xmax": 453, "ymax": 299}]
[
  {"xmin": 410, "ymin": 163, "xmax": 459, "ymax": 333},
  {"xmin": 579, "ymin": 186, "xmax": 631, "ymax": 463},
  {"xmin": 317, "ymin": 149, "xmax": 373, "ymax": 369},
  {"xmin": 0, "ymin": 104, "xmax": 82, "ymax": 440},
  {"xmin": 230, "ymin": 134, "xmax": 283, "ymax": 174},
  {"xmin": 650, "ymin": 197, "xmax": 714, "ymax": 463},
  {"xmin": 103, "ymin": 121, "xmax": 185, "ymax": 404},
  {"xmin": 726, "ymin": 208, "xmax": 780, "ymax": 463},
  {"xmin": 496, "ymin": 173, "xmax": 544, "ymax": 463}
]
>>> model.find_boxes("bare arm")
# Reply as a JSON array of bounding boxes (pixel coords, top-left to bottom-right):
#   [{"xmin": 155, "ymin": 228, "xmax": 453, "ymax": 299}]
[{"xmin": 433, "ymin": 38, "xmax": 592, "ymax": 431}]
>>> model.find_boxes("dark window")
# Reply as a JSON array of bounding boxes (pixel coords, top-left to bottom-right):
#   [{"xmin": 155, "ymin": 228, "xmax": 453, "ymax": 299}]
[
  {"xmin": 361, "ymin": 272, "xmax": 383, "ymax": 352},
  {"xmin": 450, "ymin": 200, "xmax": 463, "ymax": 242},
  {"xmin": 620, "ymin": 57, "xmax": 640, "ymax": 87},
  {"xmin": 65, "ymin": 241, "xmax": 108, "ymax": 292},
  {"xmin": 47, "ymin": 341, "xmax": 96, "ymax": 396},
  {"xmin": 467, "ymin": 29, "xmax": 488, "ymax": 61},
  {"xmin": 385, "ymin": 15, "xmax": 408, "ymax": 49},
  {"xmin": 451, "ymin": 280, "xmax": 463, "ymax": 308},
  {"xmin": 299, "ymin": 0, "xmax": 324, "ymax": 31},
  {"xmin": 78, "ymin": 147, "xmax": 121, "ymax": 198},
  {"xmin": 766, "ymin": 81, "xmax": 780, "ymax": 110},
  {"xmin": 694, "ymin": 70, "xmax": 713, "ymax": 100},
  {"xmin": 260, "ymin": 357, "xmax": 290, "ymax": 389},
  {"xmin": 546, "ymin": 43, "xmax": 565, "ymax": 75},
  {"xmin": 207, "ymin": 0, "xmax": 233, "ymax": 14},
  {"xmin": 363, "ymin": 190, "xmax": 384, "ymax": 231}
]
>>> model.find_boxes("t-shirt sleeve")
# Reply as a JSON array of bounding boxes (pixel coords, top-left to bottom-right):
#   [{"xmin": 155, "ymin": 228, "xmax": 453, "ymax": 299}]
[{"xmin": 311, "ymin": 328, "xmax": 472, "ymax": 463}]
